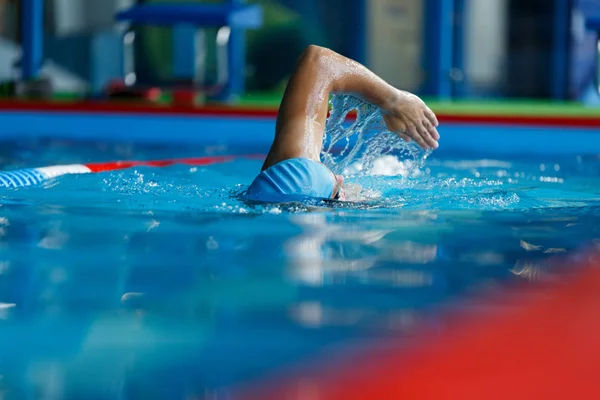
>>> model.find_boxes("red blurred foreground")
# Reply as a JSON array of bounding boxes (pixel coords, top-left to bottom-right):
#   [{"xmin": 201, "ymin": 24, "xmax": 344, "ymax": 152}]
[{"xmin": 239, "ymin": 247, "xmax": 600, "ymax": 400}]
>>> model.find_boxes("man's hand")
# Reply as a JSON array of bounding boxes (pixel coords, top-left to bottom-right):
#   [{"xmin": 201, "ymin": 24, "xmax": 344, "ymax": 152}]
[{"xmin": 381, "ymin": 91, "xmax": 440, "ymax": 150}]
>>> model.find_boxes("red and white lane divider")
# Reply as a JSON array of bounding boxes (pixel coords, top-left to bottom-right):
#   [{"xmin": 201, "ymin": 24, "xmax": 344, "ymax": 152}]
[{"xmin": 0, "ymin": 155, "xmax": 263, "ymax": 188}]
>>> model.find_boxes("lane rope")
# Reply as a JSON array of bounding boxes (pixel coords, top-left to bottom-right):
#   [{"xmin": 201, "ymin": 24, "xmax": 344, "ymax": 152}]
[{"xmin": 0, "ymin": 155, "xmax": 263, "ymax": 188}]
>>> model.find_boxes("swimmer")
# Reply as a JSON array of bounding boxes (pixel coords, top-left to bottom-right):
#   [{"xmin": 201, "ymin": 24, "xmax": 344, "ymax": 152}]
[{"xmin": 245, "ymin": 45, "xmax": 439, "ymax": 202}]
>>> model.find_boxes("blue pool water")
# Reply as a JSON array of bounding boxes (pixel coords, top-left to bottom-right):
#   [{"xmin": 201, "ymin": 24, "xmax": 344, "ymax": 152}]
[{"xmin": 0, "ymin": 130, "xmax": 599, "ymax": 396}]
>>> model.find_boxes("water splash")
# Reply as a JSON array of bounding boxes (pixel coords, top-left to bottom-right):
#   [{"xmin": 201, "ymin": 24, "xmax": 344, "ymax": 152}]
[{"xmin": 321, "ymin": 95, "xmax": 431, "ymax": 177}]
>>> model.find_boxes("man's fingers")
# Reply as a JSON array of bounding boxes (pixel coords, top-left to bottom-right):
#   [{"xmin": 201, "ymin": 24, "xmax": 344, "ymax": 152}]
[
  {"xmin": 407, "ymin": 124, "xmax": 428, "ymax": 150},
  {"xmin": 423, "ymin": 119, "xmax": 440, "ymax": 141},
  {"xmin": 385, "ymin": 114, "xmax": 438, "ymax": 150},
  {"xmin": 425, "ymin": 108, "xmax": 439, "ymax": 127},
  {"xmin": 418, "ymin": 124, "xmax": 438, "ymax": 149}
]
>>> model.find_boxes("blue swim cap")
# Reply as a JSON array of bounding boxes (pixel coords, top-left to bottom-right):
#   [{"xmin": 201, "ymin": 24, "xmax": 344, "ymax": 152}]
[{"xmin": 245, "ymin": 158, "xmax": 335, "ymax": 203}]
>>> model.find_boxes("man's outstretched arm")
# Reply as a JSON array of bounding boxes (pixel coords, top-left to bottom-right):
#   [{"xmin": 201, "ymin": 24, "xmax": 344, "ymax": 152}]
[{"xmin": 263, "ymin": 45, "xmax": 440, "ymax": 171}]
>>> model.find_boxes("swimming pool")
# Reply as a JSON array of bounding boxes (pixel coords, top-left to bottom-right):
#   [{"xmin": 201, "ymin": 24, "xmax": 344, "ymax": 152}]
[{"xmin": 0, "ymin": 103, "xmax": 599, "ymax": 398}]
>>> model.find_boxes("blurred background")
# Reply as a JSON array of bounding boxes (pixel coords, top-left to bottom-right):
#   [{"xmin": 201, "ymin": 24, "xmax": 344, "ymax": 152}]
[{"xmin": 0, "ymin": 0, "xmax": 599, "ymax": 107}]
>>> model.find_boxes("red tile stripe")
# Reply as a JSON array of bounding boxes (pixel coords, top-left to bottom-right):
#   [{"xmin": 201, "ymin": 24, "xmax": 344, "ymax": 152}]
[{"xmin": 1, "ymin": 100, "xmax": 600, "ymax": 128}]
